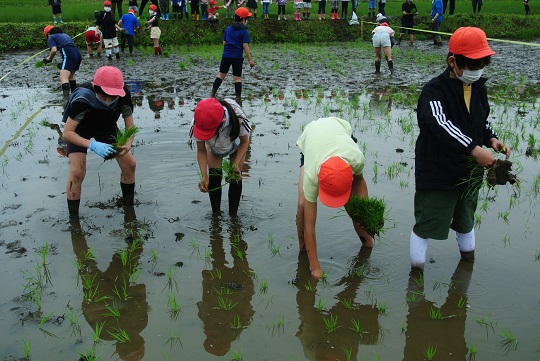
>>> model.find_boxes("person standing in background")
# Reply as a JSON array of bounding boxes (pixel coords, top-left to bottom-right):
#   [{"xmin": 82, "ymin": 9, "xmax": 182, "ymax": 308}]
[
  {"xmin": 49, "ymin": 0, "xmax": 63, "ymax": 24},
  {"xmin": 523, "ymin": 0, "xmax": 531, "ymax": 15},
  {"xmin": 397, "ymin": 0, "xmax": 417, "ymax": 46},
  {"xmin": 472, "ymin": 0, "xmax": 482, "ymax": 13},
  {"xmin": 431, "ymin": 0, "xmax": 443, "ymax": 46},
  {"xmin": 111, "ymin": 0, "xmax": 123, "ymax": 17},
  {"xmin": 118, "ymin": 8, "xmax": 140, "ymax": 55}
]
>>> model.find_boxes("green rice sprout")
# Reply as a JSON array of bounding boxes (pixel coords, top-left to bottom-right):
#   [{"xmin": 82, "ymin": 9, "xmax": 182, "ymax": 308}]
[
  {"xmin": 424, "ymin": 345, "xmax": 437, "ymax": 360},
  {"xmin": 322, "ymin": 313, "xmax": 339, "ymax": 333},
  {"xmin": 230, "ymin": 314, "xmax": 242, "ymax": 330},
  {"xmin": 467, "ymin": 345, "xmax": 477, "ymax": 361},
  {"xmin": 104, "ymin": 126, "xmax": 139, "ymax": 160},
  {"xmin": 344, "ymin": 195, "xmax": 387, "ymax": 237},
  {"xmin": 350, "ymin": 318, "xmax": 368, "ymax": 336},
  {"xmin": 222, "ymin": 159, "xmax": 241, "ymax": 183},
  {"xmin": 21, "ymin": 338, "xmax": 31, "ymax": 359},
  {"xmin": 91, "ymin": 322, "xmax": 104, "ymax": 343},
  {"xmin": 107, "ymin": 328, "xmax": 131, "ymax": 343},
  {"xmin": 499, "ymin": 328, "xmax": 518, "ymax": 354}
]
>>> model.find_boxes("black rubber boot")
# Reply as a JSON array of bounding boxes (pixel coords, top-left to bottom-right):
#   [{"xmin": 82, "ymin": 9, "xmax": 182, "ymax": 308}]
[
  {"xmin": 67, "ymin": 199, "xmax": 80, "ymax": 221},
  {"xmin": 69, "ymin": 80, "xmax": 77, "ymax": 92},
  {"xmin": 211, "ymin": 77, "xmax": 223, "ymax": 97},
  {"xmin": 208, "ymin": 168, "xmax": 223, "ymax": 215},
  {"xmin": 61, "ymin": 82, "xmax": 70, "ymax": 101},
  {"xmin": 228, "ymin": 180, "xmax": 242, "ymax": 216},
  {"xmin": 387, "ymin": 60, "xmax": 394, "ymax": 74},
  {"xmin": 375, "ymin": 60, "xmax": 381, "ymax": 73},
  {"xmin": 120, "ymin": 182, "xmax": 135, "ymax": 206}
]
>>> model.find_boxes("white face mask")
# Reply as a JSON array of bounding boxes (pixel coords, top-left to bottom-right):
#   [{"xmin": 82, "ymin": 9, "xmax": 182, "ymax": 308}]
[
  {"xmin": 455, "ymin": 68, "xmax": 484, "ymax": 85},
  {"xmin": 95, "ymin": 93, "xmax": 119, "ymax": 107},
  {"xmin": 104, "ymin": 6, "xmax": 111, "ymax": 12},
  {"xmin": 149, "ymin": 10, "xmax": 155, "ymax": 15}
]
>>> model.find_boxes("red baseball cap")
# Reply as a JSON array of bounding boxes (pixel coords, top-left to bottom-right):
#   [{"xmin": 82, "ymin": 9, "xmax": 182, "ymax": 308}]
[
  {"xmin": 235, "ymin": 7, "xmax": 252, "ymax": 18},
  {"xmin": 104, "ymin": 1, "xmax": 112, "ymax": 6},
  {"xmin": 318, "ymin": 156, "xmax": 353, "ymax": 208},
  {"xmin": 92, "ymin": 66, "xmax": 126, "ymax": 97},
  {"xmin": 43, "ymin": 25, "xmax": 54, "ymax": 36},
  {"xmin": 149, "ymin": 4, "xmax": 158, "ymax": 11},
  {"xmin": 449, "ymin": 27, "xmax": 495, "ymax": 59},
  {"xmin": 209, "ymin": 0, "xmax": 217, "ymax": 4},
  {"xmin": 193, "ymin": 98, "xmax": 225, "ymax": 141}
]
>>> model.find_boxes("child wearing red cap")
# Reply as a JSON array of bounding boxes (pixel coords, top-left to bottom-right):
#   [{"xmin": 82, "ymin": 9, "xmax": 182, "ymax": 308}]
[
  {"xmin": 146, "ymin": 4, "xmax": 162, "ymax": 55},
  {"xmin": 210, "ymin": 7, "xmax": 255, "ymax": 106},
  {"xmin": 190, "ymin": 97, "xmax": 251, "ymax": 216},
  {"xmin": 410, "ymin": 27, "xmax": 510, "ymax": 271},
  {"xmin": 43, "ymin": 26, "xmax": 82, "ymax": 102},
  {"xmin": 61, "ymin": 66, "xmax": 137, "ymax": 220},
  {"xmin": 207, "ymin": 0, "xmax": 222, "ymax": 21},
  {"xmin": 85, "ymin": 26, "xmax": 103, "ymax": 58},
  {"xmin": 296, "ymin": 117, "xmax": 373, "ymax": 279},
  {"xmin": 96, "ymin": 1, "xmax": 122, "ymax": 60}
]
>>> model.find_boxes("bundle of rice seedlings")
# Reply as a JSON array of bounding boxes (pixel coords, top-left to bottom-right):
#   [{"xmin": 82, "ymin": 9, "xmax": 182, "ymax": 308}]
[
  {"xmin": 222, "ymin": 159, "xmax": 241, "ymax": 183},
  {"xmin": 344, "ymin": 196, "xmax": 387, "ymax": 237},
  {"xmin": 104, "ymin": 126, "xmax": 139, "ymax": 160}
]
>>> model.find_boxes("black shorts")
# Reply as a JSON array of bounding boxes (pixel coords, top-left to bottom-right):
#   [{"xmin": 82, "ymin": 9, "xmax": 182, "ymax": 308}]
[
  {"xmin": 219, "ymin": 57, "xmax": 244, "ymax": 77},
  {"xmin": 400, "ymin": 21, "xmax": 414, "ymax": 35},
  {"xmin": 66, "ymin": 125, "xmax": 118, "ymax": 155},
  {"xmin": 247, "ymin": 0, "xmax": 258, "ymax": 8},
  {"xmin": 52, "ymin": 5, "xmax": 62, "ymax": 14}
]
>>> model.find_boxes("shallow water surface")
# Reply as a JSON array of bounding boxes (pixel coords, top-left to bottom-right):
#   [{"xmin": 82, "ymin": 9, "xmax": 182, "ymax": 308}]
[{"xmin": 1, "ymin": 42, "xmax": 539, "ymax": 361}]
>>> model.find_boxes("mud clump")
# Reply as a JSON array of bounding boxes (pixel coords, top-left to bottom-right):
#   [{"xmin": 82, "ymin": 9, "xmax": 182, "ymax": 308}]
[{"xmin": 487, "ymin": 159, "xmax": 517, "ymax": 187}]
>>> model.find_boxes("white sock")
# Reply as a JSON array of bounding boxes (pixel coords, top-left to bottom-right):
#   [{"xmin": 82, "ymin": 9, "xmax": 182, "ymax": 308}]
[
  {"xmin": 106, "ymin": 49, "xmax": 112, "ymax": 56},
  {"xmin": 456, "ymin": 229, "xmax": 475, "ymax": 252},
  {"xmin": 410, "ymin": 231, "xmax": 428, "ymax": 269}
]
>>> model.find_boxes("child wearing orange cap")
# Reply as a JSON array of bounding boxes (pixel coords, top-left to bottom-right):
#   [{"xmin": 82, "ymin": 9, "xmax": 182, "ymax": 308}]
[
  {"xmin": 43, "ymin": 26, "xmax": 82, "ymax": 102},
  {"xmin": 190, "ymin": 98, "xmax": 252, "ymax": 216},
  {"xmin": 61, "ymin": 66, "xmax": 137, "ymax": 219},
  {"xmin": 296, "ymin": 117, "xmax": 373, "ymax": 279},
  {"xmin": 410, "ymin": 27, "xmax": 510, "ymax": 271},
  {"xmin": 210, "ymin": 7, "xmax": 255, "ymax": 106}
]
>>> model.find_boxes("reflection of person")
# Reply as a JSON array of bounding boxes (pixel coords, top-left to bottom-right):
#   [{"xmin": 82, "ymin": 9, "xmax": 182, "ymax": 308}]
[
  {"xmin": 398, "ymin": 0, "xmax": 417, "ymax": 46},
  {"xmin": 410, "ymin": 27, "xmax": 510, "ymax": 271},
  {"xmin": 147, "ymin": 94, "xmax": 164, "ymax": 118},
  {"xmin": 49, "ymin": 0, "xmax": 63, "ymax": 24},
  {"xmin": 295, "ymin": 249, "xmax": 380, "ymax": 360},
  {"xmin": 96, "ymin": 1, "xmax": 122, "ymax": 60},
  {"xmin": 210, "ymin": 7, "xmax": 255, "ymax": 106},
  {"xmin": 85, "ymin": 26, "xmax": 103, "ymax": 58},
  {"xmin": 404, "ymin": 262, "xmax": 473, "ymax": 360},
  {"xmin": 118, "ymin": 9, "xmax": 140, "ymax": 56},
  {"xmin": 145, "ymin": 4, "xmax": 162, "ymax": 55},
  {"xmin": 62, "ymin": 66, "xmax": 137, "ymax": 220},
  {"xmin": 43, "ymin": 26, "xmax": 82, "ymax": 102},
  {"xmin": 430, "ymin": 0, "xmax": 443, "ymax": 46},
  {"xmin": 296, "ymin": 117, "xmax": 373, "ymax": 279},
  {"xmin": 69, "ymin": 208, "xmax": 147, "ymax": 361},
  {"xmin": 191, "ymin": 98, "xmax": 251, "ymax": 216},
  {"xmin": 197, "ymin": 219, "xmax": 254, "ymax": 356},
  {"xmin": 372, "ymin": 14, "xmax": 395, "ymax": 74}
]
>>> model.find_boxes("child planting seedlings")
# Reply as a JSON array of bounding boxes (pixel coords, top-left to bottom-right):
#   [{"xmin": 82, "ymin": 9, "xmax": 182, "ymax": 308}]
[{"xmin": 190, "ymin": 97, "xmax": 251, "ymax": 216}]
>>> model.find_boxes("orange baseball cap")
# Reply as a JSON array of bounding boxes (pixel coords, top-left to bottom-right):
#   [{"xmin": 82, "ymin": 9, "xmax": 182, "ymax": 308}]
[
  {"xmin": 43, "ymin": 25, "xmax": 54, "ymax": 36},
  {"xmin": 149, "ymin": 4, "xmax": 158, "ymax": 11},
  {"xmin": 448, "ymin": 27, "xmax": 495, "ymax": 59},
  {"xmin": 92, "ymin": 66, "xmax": 126, "ymax": 97},
  {"xmin": 104, "ymin": 1, "xmax": 112, "ymax": 6},
  {"xmin": 193, "ymin": 98, "xmax": 225, "ymax": 141},
  {"xmin": 235, "ymin": 7, "xmax": 252, "ymax": 19},
  {"xmin": 318, "ymin": 156, "xmax": 353, "ymax": 208}
]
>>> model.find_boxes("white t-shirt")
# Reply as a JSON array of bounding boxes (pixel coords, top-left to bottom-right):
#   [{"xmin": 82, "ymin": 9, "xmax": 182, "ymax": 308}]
[{"xmin": 297, "ymin": 117, "xmax": 365, "ymax": 203}]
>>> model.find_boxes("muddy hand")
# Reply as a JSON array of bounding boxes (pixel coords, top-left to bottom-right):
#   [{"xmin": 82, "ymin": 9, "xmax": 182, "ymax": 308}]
[
  {"xmin": 198, "ymin": 180, "xmax": 209, "ymax": 193},
  {"xmin": 491, "ymin": 139, "xmax": 511, "ymax": 159}
]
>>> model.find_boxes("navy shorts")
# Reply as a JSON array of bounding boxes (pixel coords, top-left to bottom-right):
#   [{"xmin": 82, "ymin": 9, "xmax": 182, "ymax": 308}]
[
  {"xmin": 219, "ymin": 57, "xmax": 244, "ymax": 77},
  {"xmin": 66, "ymin": 125, "xmax": 118, "ymax": 155},
  {"xmin": 59, "ymin": 46, "xmax": 82, "ymax": 72},
  {"xmin": 52, "ymin": 5, "xmax": 62, "ymax": 14}
]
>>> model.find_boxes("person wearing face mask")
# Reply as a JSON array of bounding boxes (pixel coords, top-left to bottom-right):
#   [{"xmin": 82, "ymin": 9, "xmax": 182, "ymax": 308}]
[
  {"xmin": 410, "ymin": 27, "xmax": 510, "ymax": 272},
  {"xmin": 62, "ymin": 66, "xmax": 137, "ymax": 220},
  {"xmin": 95, "ymin": 1, "xmax": 122, "ymax": 61},
  {"xmin": 190, "ymin": 97, "xmax": 251, "ymax": 216},
  {"xmin": 145, "ymin": 4, "xmax": 162, "ymax": 55}
]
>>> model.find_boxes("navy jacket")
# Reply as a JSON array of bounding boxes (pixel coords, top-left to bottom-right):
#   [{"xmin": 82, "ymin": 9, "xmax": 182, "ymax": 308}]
[{"xmin": 415, "ymin": 66, "xmax": 498, "ymax": 190}]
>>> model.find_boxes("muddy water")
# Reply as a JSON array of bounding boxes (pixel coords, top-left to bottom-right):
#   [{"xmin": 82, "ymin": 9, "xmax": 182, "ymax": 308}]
[{"xmin": 1, "ymin": 41, "xmax": 539, "ymax": 361}]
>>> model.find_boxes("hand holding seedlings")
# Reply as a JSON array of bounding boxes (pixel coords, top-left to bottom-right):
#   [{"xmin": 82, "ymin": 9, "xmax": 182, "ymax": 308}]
[
  {"xmin": 471, "ymin": 145, "xmax": 496, "ymax": 167},
  {"xmin": 490, "ymin": 138, "xmax": 511, "ymax": 158}
]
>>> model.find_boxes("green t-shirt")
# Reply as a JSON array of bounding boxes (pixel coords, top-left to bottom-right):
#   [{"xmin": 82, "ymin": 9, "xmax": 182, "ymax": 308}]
[{"xmin": 297, "ymin": 117, "xmax": 365, "ymax": 203}]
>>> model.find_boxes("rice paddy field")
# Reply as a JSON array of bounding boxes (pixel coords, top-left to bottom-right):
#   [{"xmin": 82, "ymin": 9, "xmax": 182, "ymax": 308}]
[{"xmin": 0, "ymin": 40, "xmax": 539, "ymax": 360}]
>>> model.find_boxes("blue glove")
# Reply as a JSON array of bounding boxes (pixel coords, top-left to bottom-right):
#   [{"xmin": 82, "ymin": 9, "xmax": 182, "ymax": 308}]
[{"xmin": 89, "ymin": 140, "xmax": 116, "ymax": 158}]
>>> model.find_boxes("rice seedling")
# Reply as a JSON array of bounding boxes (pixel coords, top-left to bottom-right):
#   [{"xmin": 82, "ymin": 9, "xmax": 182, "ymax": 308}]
[
  {"xmin": 38, "ymin": 311, "xmax": 54, "ymax": 329},
  {"xmin": 323, "ymin": 313, "xmax": 339, "ymax": 333},
  {"xmin": 377, "ymin": 302, "xmax": 387, "ymax": 315},
  {"xmin": 344, "ymin": 196, "xmax": 387, "ymax": 237},
  {"xmin": 167, "ymin": 294, "xmax": 182, "ymax": 320},
  {"xmin": 217, "ymin": 293, "xmax": 238, "ymax": 311},
  {"xmin": 163, "ymin": 266, "xmax": 179, "ymax": 293},
  {"xmin": 315, "ymin": 298, "xmax": 326, "ymax": 312},
  {"xmin": 429, "ymin": 307, "xmax": 443, "ymax": 320},
  {"xmin": 165, "ymin": 330, "xmax": 182, "ymax": 349},
  {"xmin": 364, "ymin": 285, "xmax": 375, "ymax": 303},
  {"xmin": 211, "ymin": 269, "xmax": 222, "ymax": 280},
  {"xmin": 475, "ymin": 313, "xmax": 495, "ymax": 335},
  {"xmin": 21, "ymin": 338, "xmax": 31, "ymax": 360},
  {"xmin": 498, "ymin": 211, "xmax": 510, "ymax": 224},
  {"xmin": 499, "ymin": 328, "xmax": 518, "ymax": 354},
  {"xmin": 342, "ymin": 346, "xmax": 353, "ymax": 361},
  {"xmin": 232, "ymin": 241, "xmax": 247, "ymax": 260},
  {"xmin": 102, "ymin": 302, "xmax": 120, "ymax": 318},
  {"xmin": 230, "ymin": 314, "xmax": 242, "ymax": 330},
  {"xmin": 222, "ymin": 159, "xmax": 241, "ymax": 183},
  {"xmin": 81, "ymin": 274, "xmax": 101, "ymax": 303},
  {"xmin": 66, "ymin": 310, "xmax": 81, "ymax": 337},
  {"xmin": 78, "ymin": 347, "xmax": 100, "ymax": 361},
  {"xmin": 304, "ymin": 281, "xmax": 314, "ymax": 292},
  {"xmin": 38, "ymin": 242, "xmax": 52, "ymax": 286},
  {"xmin": 340, "ymin": 298, "xmax": 353, "ymax": 309},
  {"xmin": 266, "ymin": 314, "xmax": 285, "ymax": 336},
  {"xmin": 104, "ymin": 126, "xmax": 140, "ymax": 160},
  {"xmin": 467, "ymin": 345, "xmax": 477, "ymax": 361},
  {"xmin": 189, "ymin": 238, "xmax": 201, "ymax": 256},
  {"xmin": 535, "ymin": 251, "xmax": 540, "ymax": 261},
  {"xmin": 229, "ymin": 349, "xmax": 243, "ymax": 361},
  {"xmin": 424, "ymin": 345, "xmax": 437, "ymax": 360},
  {"xmin": 150, "ymin": 249, "xmax": 158, "ymax": 263},
  {"xmin": 457, "ymin": 296, "xmax": 467, "ymax": 309},
  {"xmin": 107, "ymin": 328, "xmax": 131, "ymax": 343},
  {"xmin": 112, "ymin": 278, "xmax": 130, "ymax": 301},
  {"xmin": 259, "ymin": 279, "xmax": 269, "ymax": 294},
  {"xmin": 128, "ymin": 264, "xmax": 143, "ymax": 284},
  {"xmin": 91, "ymin": 322, "xmax": 104, "ymax": 343},
  {"xmin": 84, "ymin": 247, "xmax": 96, "ymax": 262},
  {"xmin": 267, "ymin": 234, "xmax": 281, "ymax": 257},
  {"xmin": 350, "ymin": 318, "xmax": 368, "ymax": 336}
]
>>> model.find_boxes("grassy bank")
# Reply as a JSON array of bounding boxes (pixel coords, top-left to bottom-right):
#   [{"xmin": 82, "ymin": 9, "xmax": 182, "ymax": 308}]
[{"xmin": 0, "ymin": 13, "xmax": 537, "ymax": 52}]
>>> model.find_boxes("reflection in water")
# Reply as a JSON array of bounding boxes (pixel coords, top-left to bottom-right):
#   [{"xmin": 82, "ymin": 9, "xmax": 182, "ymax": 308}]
[
  {"xmin": 147, "ymin": 95, "xmax": 165, "ymax": 119},
  {"xmin": 404, "ymin": 261, "xmax": 473, "ymax": 360},
  {"xmin": 369, "ymin": 86, "xmax": 393, "ymax": 114},
  {"xmin": 197, "ymin": 218, "xmax": 255, "ymax": 356},
  {"xmin": 69, "ymin": 207, "xmax": 148, "ymax": 360},
  {"xmin": 295, "ymin": 249, "xmax": 381, "ymax": 360}
]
